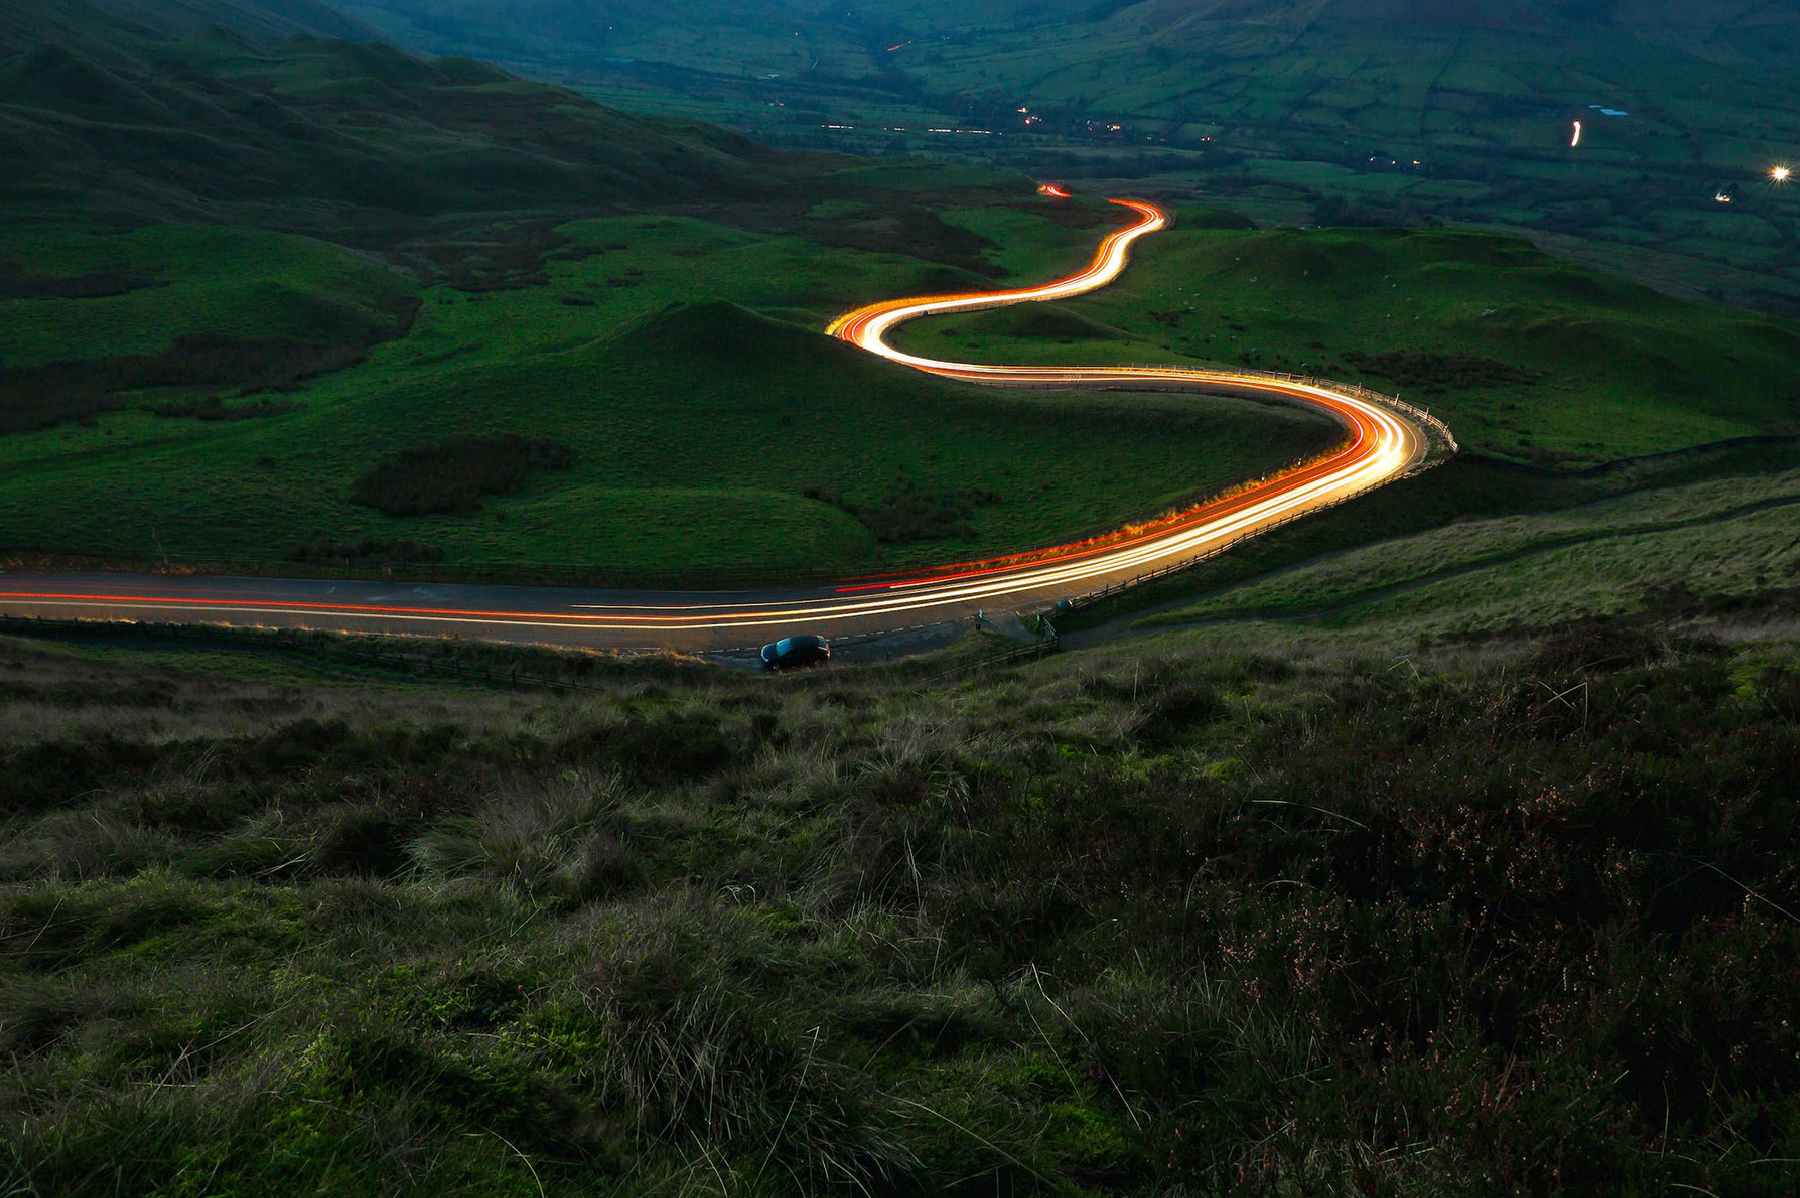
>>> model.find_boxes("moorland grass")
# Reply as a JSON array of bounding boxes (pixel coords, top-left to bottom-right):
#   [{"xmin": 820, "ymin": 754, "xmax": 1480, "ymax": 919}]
[{"xmin": 0, "ymin": 615, "xmax": 1795, "ymax": 1194}]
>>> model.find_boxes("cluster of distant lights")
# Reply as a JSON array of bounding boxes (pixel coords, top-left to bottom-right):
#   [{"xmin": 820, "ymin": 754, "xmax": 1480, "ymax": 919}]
[
  {"xmin": 816, "ymin": 101, "xmax": 1130, "ymax": 140},
  {"xmin": 825, "ymin": 102, "xmax": 1788, "ymax": 194},
  {"xmin": 818, "ymin": 123, "xmax": 994, "ymax": 135}
]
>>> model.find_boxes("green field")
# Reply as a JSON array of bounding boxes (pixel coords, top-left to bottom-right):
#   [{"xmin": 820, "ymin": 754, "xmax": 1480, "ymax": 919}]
[
  {"xmin": 1046, "ymin": 432, "xmax": 1800, "ymax": 651},
  {"xmin": 8, "ymin": 192, "xmax": 1797, "ymax": 585},
  {"xmin": 915, "ymin": 204, "xmax": 1800, "ymax": 648}
]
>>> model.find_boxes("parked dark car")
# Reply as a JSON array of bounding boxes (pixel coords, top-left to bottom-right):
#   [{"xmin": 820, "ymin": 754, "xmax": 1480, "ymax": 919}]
[{"xmin": 760, "ymin": 635, "xmax": 831, "ymax": 671}]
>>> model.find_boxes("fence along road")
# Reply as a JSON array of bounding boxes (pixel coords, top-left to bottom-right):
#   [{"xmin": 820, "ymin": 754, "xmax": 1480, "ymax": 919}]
[{"xmin": 0, "ymin": 197, "xmax": 1448, "ymax": 654}]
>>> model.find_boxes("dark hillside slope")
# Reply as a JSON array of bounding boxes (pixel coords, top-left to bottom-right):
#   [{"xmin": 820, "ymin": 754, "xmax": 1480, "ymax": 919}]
[
  {"xmin": 88, "ymin": 0, "xmax": 377, "ymax": 41},
  {"xmin": 0, "ymin": 0, "xmax": 370, "ymax": 57},
  {"xmin": 0, "ymin": 0, "xmax": 785, "ymax": 241}
]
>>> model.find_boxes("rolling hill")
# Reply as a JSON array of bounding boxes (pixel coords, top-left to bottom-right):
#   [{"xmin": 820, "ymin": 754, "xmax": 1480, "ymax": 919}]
[
  {"xmin": 84, "ymin": 0, "xmax": 377, "ymax": 41},
  {"xmin": 0, "ymin": 0, "xmax": 787, "ymax": 238},
  {"xmin": 1, "ymin": 0, "xmax": 1356, "ymax": 583}
]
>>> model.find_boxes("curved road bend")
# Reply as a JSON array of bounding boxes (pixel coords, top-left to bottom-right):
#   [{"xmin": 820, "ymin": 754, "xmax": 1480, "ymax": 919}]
[{"xmin": 0, "ymin": 198, "xmax": 1431, "ymax": 655}]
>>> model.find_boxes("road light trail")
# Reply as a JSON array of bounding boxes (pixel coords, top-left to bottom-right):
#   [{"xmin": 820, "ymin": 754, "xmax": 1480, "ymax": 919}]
[
  {"xmin": 820, "ymin": 198, "xmax": 1424, "ymax": 591},
  {"xmin": 0, "ymin": 197, "xmax": 1438, "ymax": 648}
]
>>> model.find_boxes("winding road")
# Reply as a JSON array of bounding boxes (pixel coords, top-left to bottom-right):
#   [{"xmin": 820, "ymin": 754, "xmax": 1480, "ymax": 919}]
[{"xmin": 0, "ymin": 197, "xmax": 1437, "ymax": 655}]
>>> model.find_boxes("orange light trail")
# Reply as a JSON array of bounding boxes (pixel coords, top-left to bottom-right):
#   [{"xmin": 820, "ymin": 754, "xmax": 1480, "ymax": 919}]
[
  {"xmin": 820, "ymin": 198, "xmax": 1425, "ymax": 599},
  {"xmin": 0, "ymin": 197, "xmax": 1437, "ymax": 644}
]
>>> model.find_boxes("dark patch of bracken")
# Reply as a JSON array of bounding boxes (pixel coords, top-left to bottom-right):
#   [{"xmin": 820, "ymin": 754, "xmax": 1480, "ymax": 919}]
[{"xmin": 348, "ymin": 433, "xmax": 574, "ymax": 517}]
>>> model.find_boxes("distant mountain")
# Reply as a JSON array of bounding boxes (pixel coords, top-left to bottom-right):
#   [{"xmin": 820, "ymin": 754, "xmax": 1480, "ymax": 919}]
[
  {"xmin": 329, "ymin": 0, "xmax": 855, "ymax": 79},
  {"xmin": 314, "ymin": 0, "xmax": 1800, "ymax": 111},
  {"xmin": 0, "ymin": 0, "xmax": 784, "ymax": 238},
  {"xmin": 0, "ymin": 0, "xmax": 372, "ymax": 57},
  {"xmin": 88, "ymin": 0, "xmax": 377, "ymax": 41},
  {"xmin": 330, "ymin": 0, "xmax": 1800, "ymax": 54}
]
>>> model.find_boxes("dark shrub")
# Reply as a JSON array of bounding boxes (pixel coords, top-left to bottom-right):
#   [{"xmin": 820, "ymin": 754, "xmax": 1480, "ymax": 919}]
[
  {"xmin": 1344, "ymin": 349, "xmax": 1542, "ymax": 394},
  {"xmin": 314, "ymin": 806, "xmax": 411, "ymax": 878},
  {"xmin": 560, "ymin": 711, "xmax": 734, "ymax": 783},
  {"xmin": 288, "ymin": 538, "xmax": 444, "ymax": 564},
  {"xmin": 150, "ymin": 396, "xmax": 298, "ymax": 421},
  {"xmin": 805, "ymin": 476, "xmax": 1001, "ymax": 544},
  {"xmin": 350, "ymin": 434, "xmax": 574, "ymax": 516}
]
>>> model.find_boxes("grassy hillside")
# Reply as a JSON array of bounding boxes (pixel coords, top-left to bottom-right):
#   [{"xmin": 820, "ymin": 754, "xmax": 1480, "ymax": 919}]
[
  {"xmin": 87, "ymin": 0, "xmax": 376, "ymax": 42},
  {"xmin": 4, "ymin": 7, "xmax": 1797, "ymax": 1194},
  {"xmin": 0, "ymin": 207, "xmax": 1340, "ymax": 578},
  {"xmin": 0, "ymin": 6, "xmax": 1346, "ymax": 581},
  {"xmin": 0, "ymin": 0, "xmax": 372, "ymax": 56},
  {"xmin": 889, "ymin": 205, "xmax": 1800, "ymax": 668},
  {"xmin": 896, "ymin": 210, "xmax": 1800, "ymax": 466},
  {"xmin": 3, "ymin": 2, "xmax": 1791, "ymax": 583},
  {"xmin": 0, "ymin": 610, "xmax": 1795, "ymax": 1194},
  {"xmin": 0, "ymin": 0, "xmax": 786, "ymax": 237},
  {"xmin": 1048, "ymin": 428, "xmax": 1800, "ymax": 655},
  {"xmin": 1109, "ymin": 446, "xmax": 1800, "ymax": 641}
]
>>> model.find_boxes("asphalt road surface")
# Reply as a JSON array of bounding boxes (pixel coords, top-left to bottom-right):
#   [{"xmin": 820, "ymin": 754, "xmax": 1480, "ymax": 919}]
[{"xmin": 0, "ymin": 198, "xmax": 1435, "ymax": 655}]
